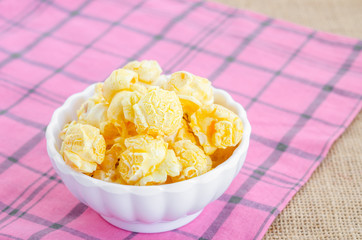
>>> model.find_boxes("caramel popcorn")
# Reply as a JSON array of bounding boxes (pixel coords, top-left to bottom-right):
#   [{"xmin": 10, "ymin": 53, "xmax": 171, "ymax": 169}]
[{"xmin": 59, "ymin": 60, "xmax": 243, "ymax": 186}]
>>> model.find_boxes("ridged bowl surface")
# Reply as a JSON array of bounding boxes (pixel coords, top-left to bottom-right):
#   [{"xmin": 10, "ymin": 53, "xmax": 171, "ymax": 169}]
[{"xmin": 46, "ymin": 83, "xmax": 251, "ymax": 233}]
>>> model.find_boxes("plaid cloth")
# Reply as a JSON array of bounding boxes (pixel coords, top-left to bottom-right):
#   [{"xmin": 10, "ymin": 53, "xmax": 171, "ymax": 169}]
[{"xmin": 0, "ymin": 0, "xmax": 361, "ymax": 239}]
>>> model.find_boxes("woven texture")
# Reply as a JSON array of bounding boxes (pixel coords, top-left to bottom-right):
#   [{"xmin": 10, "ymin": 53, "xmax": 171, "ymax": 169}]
[
  {"xmin": 211, "ymin": 0, "xmax": 362, "ymax": 239},
  {"xmin": 0, "ymin": 0, "xmax": 361, "ymax": 239},
  {"xmin": 265, "ymin": 113, "xmax": 362, "ymax": 239}
]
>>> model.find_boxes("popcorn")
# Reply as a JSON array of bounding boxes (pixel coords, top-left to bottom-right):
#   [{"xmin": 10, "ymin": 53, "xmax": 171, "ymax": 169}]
[
  {"xmin": 60, "ymin": 122, "xmax": 106, "ymax": 173},
  {"xmin": 164, "ymin": 118, "xmax": 197, "ymax": 145},
  {"xmin": 190, "ymin": 104, "xmax": 243, "ymax": 155},
  {"xmin": 86, "ymin": 83, "xmax": 106, "ymax": 104},
  {"xmin": 93, "ymin": 169, "xmax": 117, "ymax": 182},
  {"xmin": 78, "ymin": 103, "xmax": 108, "ymax": 128},
  {"xmin": 59, "ymin": 60, "xmax": 244, "ymax": 186},
  {"xmin": 103, "ymin": 69, "xmax": 138, "ymax": 102},
  {"xmin": 78, "ymin": 83, "xmax": 108, "ymax": 128},
  {"xmin": 93, "ymin": 143, "xmax": 125, "ymax": 182},
  {"xmin": 133, "ymin": 88, "xmax": 183, "ymax": 136},
  {"xmin": 137, "ymin": 149, "xmax": 182, "ymax": 186},
  {"xmin": 178, "ymin": 95, "xmax": 202, "ymax": 119},
  {"xmin": 101, "ymin": 143, "xmax": 125, "ymax": 170},
  {"xmin": 174, "ymin": 119, "xmax": 197, "ymax": 144},
  {"xmin": 126, "ymin": 121, "xmax": 138, "ymax": 137},
  {"xmin": 118, "ymin": 135, "xmax": 168, "ymax": 185},
  {"xmin": 164, "ymin": 71, "xmax": 213, "ymax": 116},
  {"xmin": 107, "ymin": 90, "xmax": 143, "ymax": 124},
  {"xmin": 172, "ymin": 140, "xmax": 212, "ymax": 181},
  {"xmin": 100, "ymin": 120, "xmax": 127, "ymax": 148},
  {"xmin": 155, "ymin": 74, "xmax": 169, "ymax": 88},
  {"xmin": 123, "ymin": 60, "xmax": 162, "ymax": 84}
]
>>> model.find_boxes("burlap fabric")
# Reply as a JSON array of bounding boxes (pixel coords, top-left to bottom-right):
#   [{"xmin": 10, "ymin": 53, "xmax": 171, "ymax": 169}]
[{"xmin": 213, "ymin": 0, "xmax": 362, "ymax": 238}]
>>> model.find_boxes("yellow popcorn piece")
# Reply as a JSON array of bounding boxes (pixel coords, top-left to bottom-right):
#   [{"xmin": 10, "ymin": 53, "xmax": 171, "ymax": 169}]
[
  {"xmin": 93, "ymin": 143, "xmax": 125, "ymax": 182},
  {"xmin": 93, "ymin": 83, "xmax": 107, "ymax": 103},
  {"xmin": 154, "ymin": 74, "xmax": 169, "ymax": 88},
  {"xmin": 78, "ymin": 103, "xmax": 108, "ymax": 128},
  {"xmin": 59, "ymin": 122, "xmax": 71, "ymax": 141},
  {"xmin": 103, "ymin": 68, "xmax": 138, "ymax": 102},
  {"xmin": 113, "ymin": 176, "xmax": 128, "ymax": 185},
  {"xmin": 133, "ymin": 88, "xmax": 183, "ymax": 136},
  {"xmin": 126, "ymin": 121, "xmax": 138, "ymax": 137},
  {"xmin": 86, "ymin": 83, "xmax": 106, "ymax": 104},
  {"xmin": 107, "ymin": 90, "xmax": 143, "ymax": 124},
  {"xmin": 162, "ymin": 149, "xmax": 183, "ymax": 177},
  {"xmin": 172, "ymin": 140, "xmax": 212, "ymax": 181},
  {"xmin": 93, "ymin": 169, "xmax": 117, "ymax": 182},
  {"xmin": 190, "ymin": 104, "xmax": 243, "ymax": 155},
  {"xmin": 100, "ymin": 120, "xmax": 127, "ymax": 148},
  {"xmin": 118, "ymin": 135, "xmax": 168, "ymax": 184},
  {"xmin": 164, "ymin": 118, "xmax": 196, "ymax": 144},
  {"xmin": 164, "ymin": 71, "xmax": 213, "ymax": 115},
  {"xmin": 101, "ymin": 142, "xmax": 125, "ymax": 170},
  {"xmin": 77, "ymin": 83, "xmax": 108, "ymax": 128},
  {"xmin": 60, "ymin": 122, "xmax": 106, "ymax": 173},
  {"xmin": 178, "ymin": 95, "xmax": 202, "ymax": 119},
  {"xmin": 136, "ymin": 149, "xmax": 182, "ymax": 186},
  {"xmin": 166, "ymin": 119, "xmax": 198, "ymax": 145},
  {"xmin": 123, "ymin": 60, "xmax": 162, "ymax": 84},
  {"xmin": 131, "ymin": 82, "xmax": 148, "ymax": 95}
]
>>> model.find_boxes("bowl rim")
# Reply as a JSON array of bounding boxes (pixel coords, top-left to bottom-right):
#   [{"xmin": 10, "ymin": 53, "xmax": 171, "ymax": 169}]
[{"xmin": 46, "ymin": 83, "xmax": 252, "ymax": 193}]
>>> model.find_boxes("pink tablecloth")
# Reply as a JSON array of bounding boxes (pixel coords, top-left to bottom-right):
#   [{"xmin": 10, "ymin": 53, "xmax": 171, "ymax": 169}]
[{"xmin": 0, "ymin": 0, "xmax": 361, "ymax": 239}]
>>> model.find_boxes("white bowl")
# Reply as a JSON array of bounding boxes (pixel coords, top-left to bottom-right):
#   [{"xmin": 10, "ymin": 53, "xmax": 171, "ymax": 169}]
[{"xmin": 46, "ymin": 83, "xmax": 251, "ymax": 233}]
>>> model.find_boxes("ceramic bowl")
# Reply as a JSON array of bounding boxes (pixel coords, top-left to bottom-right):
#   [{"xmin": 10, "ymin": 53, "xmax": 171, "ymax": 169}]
[{"xmin": 46, "ymin": 83, "xmax": 251, "ymax": 233}]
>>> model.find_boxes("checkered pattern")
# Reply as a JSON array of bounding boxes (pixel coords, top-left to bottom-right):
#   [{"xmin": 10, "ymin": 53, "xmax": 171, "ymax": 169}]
[{"xmin": 0, "ymin": 0, "xmax": 361, "ymax": 239}]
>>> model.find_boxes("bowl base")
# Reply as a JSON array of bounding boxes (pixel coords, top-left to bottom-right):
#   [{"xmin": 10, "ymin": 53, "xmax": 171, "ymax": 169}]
[{"xmin": 101, "ymin": 210, "xmax": 203, "ymax": 233}]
